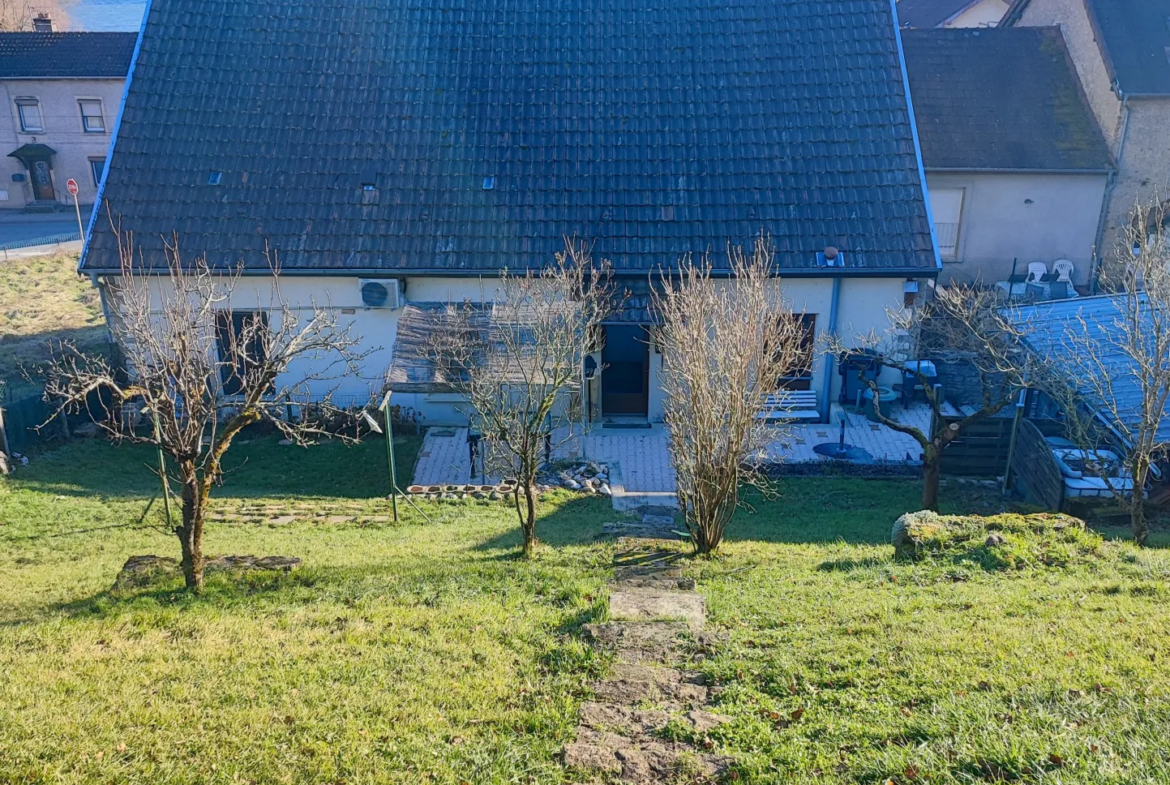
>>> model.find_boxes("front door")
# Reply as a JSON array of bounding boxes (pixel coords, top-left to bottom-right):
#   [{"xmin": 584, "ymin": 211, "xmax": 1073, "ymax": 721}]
[
  {"xmin": 30, "ymin": 159, "xmax": 54, "ymax": 201},
  {"xmin": 601, "ymin": 325, "xmax": 650, "ymax": 417}
]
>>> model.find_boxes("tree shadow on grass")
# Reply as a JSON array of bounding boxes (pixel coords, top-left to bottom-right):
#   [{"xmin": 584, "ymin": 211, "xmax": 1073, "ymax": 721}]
[
  {"xmin": 6, "ymin": 432, "xmax": 423, "ymax": 501},
  {"xmin": 472, "ymin": 493, "xmax": 615, "ymax": 552}
]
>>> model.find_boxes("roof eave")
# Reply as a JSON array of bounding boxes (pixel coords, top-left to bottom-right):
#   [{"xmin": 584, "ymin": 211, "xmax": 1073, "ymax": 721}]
[
  {"xmin": 83, "ymin": 265, "xmax": 941, "ymax": 280},
  {"xmin": 926, "ymin": 166, "xmax": 1114, "ymax": 174}
]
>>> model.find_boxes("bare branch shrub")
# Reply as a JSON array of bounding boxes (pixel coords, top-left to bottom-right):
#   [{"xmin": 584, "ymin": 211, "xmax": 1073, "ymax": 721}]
[
  {"xmin": 42, "ymin": 232, "xmax": 370, "ymax": 591},
  {"xmin": 426, "ymin": 240, "xmax": 614, "ymax": 556},
  {"xmin": 1041, "ymin": 200, "xmax": 1170, "ymax": 544},
  {"xmin": 653, "ymin": 236, "xmax": 805, "ymax": 555},
  {"xmin": 829, "ymin": 286, "xmax": 1033, "ymax": 511}
]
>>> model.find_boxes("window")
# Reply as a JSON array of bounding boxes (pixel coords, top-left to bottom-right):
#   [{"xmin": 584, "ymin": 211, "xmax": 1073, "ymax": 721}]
[
  {"xmin": 214, "ymin": 311, "xmax": 269, "ymax": 396},
  {"xmin": 15, "ymin": 99, "xmax": 42, "ymax": 132},
  {"xmin": 773, "ymin": 314, "xmax": 817, "ymax": 391},
  {"xmin": 89, "ymin": 158, "xmax": 105, "ymax": 188},
  {"xmin": 78, "ymin": 99, "xmax": 104, "ymax": 132},
  {"xmin": 928, "ymin": 187, "xmax": 965, "ymax": 259}
]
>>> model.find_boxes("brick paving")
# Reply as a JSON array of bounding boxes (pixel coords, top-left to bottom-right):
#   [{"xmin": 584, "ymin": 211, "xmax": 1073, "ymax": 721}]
[{"xmin": 409, "ymin": 404, "xmax": 947, "ymax": 505}]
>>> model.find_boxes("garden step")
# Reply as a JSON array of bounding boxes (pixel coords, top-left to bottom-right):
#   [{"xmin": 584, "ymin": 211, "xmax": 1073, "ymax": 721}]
[
  {"xmin": 603, "ymin": 521, "xmax": 682, "ymax": 539},
  {"xmin": 609, "ymin": 588, "xmax": 706, "ymax": 630},
  {"xmin": 590, "ymin": 663, "xmax": 709, "ymax": 706},
  {"xmin": 582, "ymin": 621, "xmax": 691, "ymax": 664},
  {"xmin": 564, "ymin": 728, "xmax": 731, "ymax": 783}
]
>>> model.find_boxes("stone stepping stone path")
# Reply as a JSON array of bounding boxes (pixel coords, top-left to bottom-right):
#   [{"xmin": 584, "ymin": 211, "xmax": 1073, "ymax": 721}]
[
  {"xmin": 565, "ymin": 538, "xmax": 732, "ymax": 783},
  {"xmin": 203, "ymin": 504, "xmax": 396, "ymax": 527},
  {"xmin": 603, "ymin": 509, "xmax": 685, "ymax": 540}
]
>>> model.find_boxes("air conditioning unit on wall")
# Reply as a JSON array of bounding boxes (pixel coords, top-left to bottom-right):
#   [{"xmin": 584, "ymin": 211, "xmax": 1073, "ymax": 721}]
[{"xmin": 358, "ymin": 278, "xmax": 404, "ymax": 309}]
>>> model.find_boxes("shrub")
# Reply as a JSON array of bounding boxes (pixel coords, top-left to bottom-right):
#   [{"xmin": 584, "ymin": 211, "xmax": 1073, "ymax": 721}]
[{"xmin": 892, "ymin": 510, "xmax": 1102, "ymax": 570}]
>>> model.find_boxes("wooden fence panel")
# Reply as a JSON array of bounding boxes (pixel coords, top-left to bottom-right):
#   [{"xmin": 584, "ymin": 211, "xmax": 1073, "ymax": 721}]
[
  {"xmin": 1011, "ymin": 419, "xmax": 1065, "ymax": 510},
  {"xmin": 938, "ymin": 416, "xmax": 1016, "ymax": 477}
]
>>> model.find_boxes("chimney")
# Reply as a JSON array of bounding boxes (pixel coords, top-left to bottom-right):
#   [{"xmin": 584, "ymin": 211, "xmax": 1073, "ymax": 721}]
[{"xmin": 32, "ymin": 13, "xmax": 53, "ymax": 33}]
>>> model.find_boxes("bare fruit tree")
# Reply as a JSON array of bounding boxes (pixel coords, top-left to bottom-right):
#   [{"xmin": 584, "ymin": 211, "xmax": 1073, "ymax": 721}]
[
  {"xmin": 829, "ymin": 286, "xmax": 1033, "ymax": 511},
  {"xmin": 1041, "ymin": 201, "xmax": 1170, "ymax": 545},
  {"xmin": 653, "ymin": 236, "xmax": 806, "ymax": 555},
  {"xmin": 43, "ymin": 232, "xmax": 368, "ymax": 591},
  {"xmin": 426, "ymin": 241, "xmax": 614, "ymax": 556}
]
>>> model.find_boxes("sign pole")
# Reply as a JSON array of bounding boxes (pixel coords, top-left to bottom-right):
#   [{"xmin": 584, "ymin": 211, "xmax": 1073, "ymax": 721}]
[{"xmin": 67, "ymin": 178, "xmax": 83, "ymax": 241}]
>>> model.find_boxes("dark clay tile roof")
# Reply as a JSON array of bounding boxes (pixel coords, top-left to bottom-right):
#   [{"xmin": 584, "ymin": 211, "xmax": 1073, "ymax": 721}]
[
  {"xmin": 903, "ymin": 28, "xmax": 1113, "ymax": 171},
  {"xmin": 0, "ymin": 32, "xmax": 137, "ymax": 79},
  {"xmin": 897, "ymin": 0, "xmax": 980, "ymax": 28},
  {"xmin": 83, "ymin": 0, "xmax": 938, "ymax": 276},
  {"xmin": 1006, "ymin": 0, "xmax": 1170, "ymax": 95}
]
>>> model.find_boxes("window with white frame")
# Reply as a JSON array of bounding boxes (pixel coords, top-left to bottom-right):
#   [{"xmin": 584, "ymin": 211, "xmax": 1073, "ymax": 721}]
[
  {"xmin": 15, "ymin": 98, "xmax": 43, "ymax": 132},
  {"xmin": 928, "ymin": 188, "xmax": 965, "ymax": 259},
  {"xmin": 78, "ymin": 99, "xmax": 105, "ymax": 132}
]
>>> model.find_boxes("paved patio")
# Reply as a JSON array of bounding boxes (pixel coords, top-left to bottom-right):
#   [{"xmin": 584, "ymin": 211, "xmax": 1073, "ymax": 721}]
[{"xmin": 410, "ymin": 403, "xmax": 948, "ymax": 510}]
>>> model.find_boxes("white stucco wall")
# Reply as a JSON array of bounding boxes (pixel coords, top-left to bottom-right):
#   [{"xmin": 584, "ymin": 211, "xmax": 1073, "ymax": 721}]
[
  {"xmin": 105, "ymin": 272, "xmax": 916, "ymax": 427},
  {"xmin": 947, "ymin": 0, "xmax": 1010, "ymax": 28},
  {"xmin": 926, "ymin": 171, "xmax": 1107, "ymax": 285},
  {"xmin": 0, "ymin": 78, "xmax": 124, "ymax": 208}
]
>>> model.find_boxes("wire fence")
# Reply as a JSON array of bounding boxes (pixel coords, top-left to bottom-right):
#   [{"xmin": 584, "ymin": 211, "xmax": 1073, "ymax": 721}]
[{"xmin": 0, "ymin": 231, "xmax": 83, "ymax": 257}]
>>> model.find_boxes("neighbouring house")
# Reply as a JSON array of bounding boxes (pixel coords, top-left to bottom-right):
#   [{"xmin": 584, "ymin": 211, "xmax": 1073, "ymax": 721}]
[
  {"xmin": 1005, "ymin": 0, "xmax": 1170, "ymax": 267},
  {"xmin": 902, "ymin": 28, "xmax": 1113, "ymax": 288},
  {"xmin": 79, "ymin": 0, "xmax": 939, "ymax": 427},
  {"xmin": 897, "ymin": 0, "xmax": 1010, "ymax": 28},
  {"xmin": 0, "ymin": 23, "xmax": 135, "ymax": 211}
]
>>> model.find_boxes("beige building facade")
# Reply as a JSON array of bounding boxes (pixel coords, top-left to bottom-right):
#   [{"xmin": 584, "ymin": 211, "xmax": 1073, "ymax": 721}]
[
  {"xmin": 1007, "ymin": 0, "xmax": 1170, "ymax": 264},
  {"xmin": 0, "ymin": 31, "xmax": 136, "ymax": 210}
]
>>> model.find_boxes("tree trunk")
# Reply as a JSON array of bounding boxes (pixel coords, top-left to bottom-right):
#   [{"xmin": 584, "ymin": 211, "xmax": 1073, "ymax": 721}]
[
  {"xmin": 921, "ymin": 451, "xmax": 941, "ymax": 512},
  {"xmin": 1132, "ymin": 457, "xmax": 1150, "ymax": 546},
  {"xmin": 1132, "ymin": 504, "xmax": 1148, "ymax": 547},
  {"xmin": 177, "ymin": 472, "xmax": 205, "ymax": 592},
  {"xmin": 522, "ymin": 480, "xmax": 538, "ymax": 556}
]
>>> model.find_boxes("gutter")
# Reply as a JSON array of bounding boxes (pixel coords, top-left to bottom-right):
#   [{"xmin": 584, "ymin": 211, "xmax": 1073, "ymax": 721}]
[
  {"xmin": 81, "ymin": 265, "xmax": 942, "ymax": 280},
  {"xmin": 925, "ymin": 167, "xmax": 1114, "ymax": 175},
  {"xmin": 77, "ymin": 0, "xmax": 154, "ymax": 275}
]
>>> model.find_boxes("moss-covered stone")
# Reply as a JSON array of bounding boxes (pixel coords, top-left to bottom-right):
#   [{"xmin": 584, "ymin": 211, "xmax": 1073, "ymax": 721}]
[{"xmin": 892, "ymin": 510, "xmax": 1102, "ymax": 570}]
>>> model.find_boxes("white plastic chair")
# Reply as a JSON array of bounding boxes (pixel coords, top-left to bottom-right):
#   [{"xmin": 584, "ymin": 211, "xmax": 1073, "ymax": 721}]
[
  {"xmin": 1053, "ymin": 259, "xmax": 1074, "ymax": 284},
  {"xmin": 1025, "ymin": 261, "xmax": 1048, "ymax": 283}
]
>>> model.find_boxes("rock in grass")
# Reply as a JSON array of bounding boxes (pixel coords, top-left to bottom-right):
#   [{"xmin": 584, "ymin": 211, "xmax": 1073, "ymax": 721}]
[{"xmin": 892, "ymin": 510, "xmax": 1100, "ymax": 570}]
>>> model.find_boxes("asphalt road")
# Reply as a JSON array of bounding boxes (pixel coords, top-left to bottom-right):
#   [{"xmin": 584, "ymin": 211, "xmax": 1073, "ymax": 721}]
[{"xmin": 0, "ymin": 219, "xmax": 81, "ymax": 246}]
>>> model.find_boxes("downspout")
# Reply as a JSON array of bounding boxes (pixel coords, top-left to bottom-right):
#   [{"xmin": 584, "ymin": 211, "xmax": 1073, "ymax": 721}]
[
  {"xmin": 819, "ymin": 277, "xmax": 841, "ymax": 423},
  {"xmin": 1091, "ymin": 88, "xmax": 1131, "ymax": 294}
]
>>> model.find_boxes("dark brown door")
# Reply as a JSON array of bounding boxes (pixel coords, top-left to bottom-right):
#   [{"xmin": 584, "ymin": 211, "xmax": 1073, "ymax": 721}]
[
  {"xmin": 601, "ymin": 325, "xmax": 649, "ymax": 417},
  {"xmin": 31, "ymin": 160, "xmax": 54, "ymax": 201}
]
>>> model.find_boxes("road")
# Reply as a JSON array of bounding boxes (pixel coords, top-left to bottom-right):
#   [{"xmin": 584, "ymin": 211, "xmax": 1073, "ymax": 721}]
[{"xmin": 0, "ymin": 218, "xmax": 80, "ymax": 246}]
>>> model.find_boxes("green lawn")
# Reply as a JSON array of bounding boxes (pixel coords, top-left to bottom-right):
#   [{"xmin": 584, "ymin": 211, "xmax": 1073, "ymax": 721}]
[
  {"xmin": 2, "ymin": 437, "xmax": 1170, "ymax": 784},
  {"xmin": 0, "ymin": 252, "xmax": 105, "ymax": 396}
]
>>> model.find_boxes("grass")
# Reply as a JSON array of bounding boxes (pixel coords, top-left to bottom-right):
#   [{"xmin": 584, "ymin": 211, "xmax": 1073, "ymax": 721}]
[
  {"xmin": 3, "ymin": 438, "xmax": 1170, "ymax": 783},
  {"xmin": 0, "ymin": 251, "xmax": 104, "ymax": 396}
]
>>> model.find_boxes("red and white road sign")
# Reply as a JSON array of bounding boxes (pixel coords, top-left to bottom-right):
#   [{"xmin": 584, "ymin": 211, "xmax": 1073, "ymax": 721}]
[{"xmin": 66, "ymin": 178, "xmax": 79, "ymax": 196}]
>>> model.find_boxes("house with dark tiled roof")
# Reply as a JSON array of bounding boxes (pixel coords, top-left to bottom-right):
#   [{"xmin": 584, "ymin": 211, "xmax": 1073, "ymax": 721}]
[
  {"xmin": 0, "ymin": 23, "xmax": 136, "ymax": 209},
  {"xmin": 1005, "ymin": 0, "xmax": 1170, "ymax": 273},
  {"xmin": 897, "ymin": 0, "xmax": 1010, "ymax": 29},
  {"xmin": 80, "ymin": 0, "xmax": 939, "ymax": 425},
  {"xmin": 903, "ymin": 27, "xmax": 1113, "ymax": 287}
]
